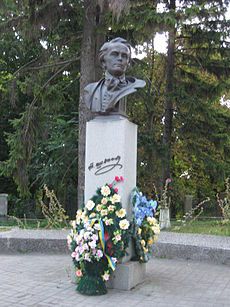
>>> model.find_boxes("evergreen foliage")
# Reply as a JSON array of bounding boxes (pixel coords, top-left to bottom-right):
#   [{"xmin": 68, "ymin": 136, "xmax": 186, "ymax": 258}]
[{"xmin": 0, "ymin": 0, "xmax": 229, "ymax": 217}]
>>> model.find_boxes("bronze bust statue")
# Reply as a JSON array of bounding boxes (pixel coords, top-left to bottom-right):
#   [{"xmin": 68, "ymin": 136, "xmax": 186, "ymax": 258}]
[{"xmin": 83, "ymin": 37, "xmax": 146, "ymax": 116}]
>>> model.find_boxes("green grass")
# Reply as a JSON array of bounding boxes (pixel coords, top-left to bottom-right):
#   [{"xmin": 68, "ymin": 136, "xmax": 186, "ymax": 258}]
[
  {"xmin": 168, "ymin": 219, "xmax": 230, "ymax": 236},
  {"xmin": 0, "ymin": 227, "xmax": 12, "ymax": 232},
  {"xmin": 1, "ymin": 217, "xmax": 230, "ymax": 236}
]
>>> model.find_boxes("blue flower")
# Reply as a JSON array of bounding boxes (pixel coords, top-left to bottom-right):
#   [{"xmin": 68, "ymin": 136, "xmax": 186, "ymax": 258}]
[{"xmin": 133, "ymin": 190, "xmax": 158, "ymax": 226}]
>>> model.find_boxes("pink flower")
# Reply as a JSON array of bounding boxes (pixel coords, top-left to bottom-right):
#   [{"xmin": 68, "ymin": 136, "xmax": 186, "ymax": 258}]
[
  {"xmin": 71, "ymin": 251, "xmax": 77, "ymax": 258},
  {"xmin": 166, "ymin": 178, "xmax": 172, "ymax": 184},
  {"xmin": 76, "ymin": 269, "xmax": 83, "ymax": 277},
  {"xmin": 114, "ymin": 187, "xmax": 118, "ymax": 193},
  {"xmin": 120, "ymin": 176, "xmax": 124, "ymax": 182},
  {"xmin": 115, "ymin": 176, "xmax": 120, "ymax": 182},
  {"xmin": 108, "ymin": 184, "xmax": 113, "ymax": 188},
  {"xmin": 97, "ymin": 250, "xmax": 103, "ymax": 258}
]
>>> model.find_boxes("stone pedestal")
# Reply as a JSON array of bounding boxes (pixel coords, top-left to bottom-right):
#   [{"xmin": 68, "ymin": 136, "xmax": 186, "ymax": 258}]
[
  {"xmin": 159, "ymin": 208, "xmax": 171, "ymax": 229},
  {"xmin": 0, "ymin": 194, "xmax": 8, "ymax": 216},
  {"xmin": 184, "ymin": 195, "xmax": 193, "ymax": 214},
  {"xmin": 84, "ymin": 115, "xmax": 146, "ymax": 289},
  {"xmin": 107, "ymin": 261, "xmax": 146, "ymax": 290},
  {"xmin": 85, "ymin": 115, "xmax": 137, "ymax": 219}
]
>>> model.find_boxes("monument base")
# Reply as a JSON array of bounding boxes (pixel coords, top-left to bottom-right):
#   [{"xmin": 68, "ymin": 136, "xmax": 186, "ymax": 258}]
[{"xmin": 106, "ymin": 261, "xmax": 146, "ymax": 290}]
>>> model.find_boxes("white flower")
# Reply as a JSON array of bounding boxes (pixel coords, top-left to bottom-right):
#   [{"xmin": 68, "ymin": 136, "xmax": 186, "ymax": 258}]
[
  {"xmin": 96, "ymin": 249, "xmax": 103, "ymax": 258},
  {"xmin": 101, "ymin": 185, "xmax": 111, "ymax": 197},
  {"xmin": 94, "ymin": 223, "xmax": 100, "ymax": 230},
  {"xmin": 88, "ymin": 240, "xmax": 97, "ymax": 249},
  {"xmin": 152, "ymin": 225, "xmax": 160, "ymax": 235},
  {"xmin": 116, "ymin": 208, "xmax": 126, "ymax": 218},
  {"xmin": 119, "ymin": 219, "xmax": 130, "ymax": 230},
  {"xmin": 115, "ymin": 234, "xmax": 121, "ymax": 241},
  {"xmin": 71, "ymin": 220, "xmax": 76, "ymax": 228},
  {"xmin": 105, "ymin": 219, "xmax": 113, "ymax": 226},
  {"xmin": 111, "ymin": 194, "xmax": 121, "ymax": 204},
  {"xmin": 102, "ymin": 272, "xmax": 110, "ymax": 281},
  {"xmin": 92, "ymin": 234, "xmax": 98, "ymax": 241},
  {"xmin": 84, "ymin": 253, "xmax": 91, "ymax": 262},
  {"xmin": 86, "ymin": 200, "xmax": 95, "ymax": 211},
  {"xmin": 67, "ymin": 234, "xmax": 73, "ymax": 246},
  {"xmin": 83, "ymin": 231, "xmax": 91, "ymax": 240},
  {"xmin": 108, "ymin": 205, "xmax": 115, "ymax": 212},
  {"xmin": 83, "ymin": 243, "xmax": 89, "ymax": 251},
  {"xmin": 76, "ymin": 209, "xmax": 82, "ymax": 217},
  {"xmin": 101, "ymin": 197, "xmax": 108, "ymax": 205}
]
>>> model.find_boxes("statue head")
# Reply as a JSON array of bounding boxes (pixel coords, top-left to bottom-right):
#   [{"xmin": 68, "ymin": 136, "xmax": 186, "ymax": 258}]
[{"xmin": 99, "ymin": 37, "xmax": 131, "ymax": 77}]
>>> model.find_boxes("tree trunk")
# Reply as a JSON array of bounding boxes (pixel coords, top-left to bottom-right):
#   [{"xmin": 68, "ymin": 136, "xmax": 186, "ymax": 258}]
[
  {"xmin": 78, "ymin": 1, "xmax": 106, "ymax": 207},
  {"xmin": 162, "ymin": 0, "xmax": 176, "ymax": 184}
]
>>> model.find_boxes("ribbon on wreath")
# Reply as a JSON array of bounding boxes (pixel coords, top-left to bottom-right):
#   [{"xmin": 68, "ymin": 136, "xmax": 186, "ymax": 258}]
[{"xmin": 90, "ymin": 219, "xmax": 116, "ymax": 271}]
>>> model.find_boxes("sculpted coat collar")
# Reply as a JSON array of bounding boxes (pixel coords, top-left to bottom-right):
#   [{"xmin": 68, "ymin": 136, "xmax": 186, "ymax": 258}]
[
  {"xmin": 84, "ymin": 76, "xmax": 146, "ymax": 114},
  {"xmin": 104, "ymin": 72, "xmax": 127, "ymax": 91}
]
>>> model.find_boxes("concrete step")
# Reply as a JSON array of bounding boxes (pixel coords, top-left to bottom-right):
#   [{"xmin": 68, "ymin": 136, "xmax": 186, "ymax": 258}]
[{"xmin": 0, "ymin": 228, "xmax": 229, "ymax": 265}]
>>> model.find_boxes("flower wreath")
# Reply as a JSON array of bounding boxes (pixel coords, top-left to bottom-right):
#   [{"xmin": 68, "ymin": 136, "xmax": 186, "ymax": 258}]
[
  {"xmin": 132, "ymin": 188, "xmax": 160, "ymax": 263},
  {"xmin": 67, "ymin": 176, "xmax": 130, "ymax": 295}
]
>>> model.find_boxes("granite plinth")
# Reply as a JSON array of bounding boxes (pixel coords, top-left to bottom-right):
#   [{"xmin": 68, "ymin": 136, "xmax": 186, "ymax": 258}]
[{"xmin": 106, "ymin": 261, "xmax": 146, "ymax": 290}]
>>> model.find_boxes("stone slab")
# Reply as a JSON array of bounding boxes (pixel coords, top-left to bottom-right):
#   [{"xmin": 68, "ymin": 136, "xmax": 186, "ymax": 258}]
[
  {"xmin": 1, "ymin": 229, "xmax": 230, "ymax": 265},
  {"xmin": 106, "ymin": 261, "xmax": 146, "ymax": 290},
  {"xmin": 153, "ymin": 242, "xmax": 230, "ymax": 265},
  {"xmin": 0, "ymin": 194, "xmax": 8, "ymax": 216},
  {"xmin": 84, "ymin": 115, "xmax": 137, "ymax": 219}
]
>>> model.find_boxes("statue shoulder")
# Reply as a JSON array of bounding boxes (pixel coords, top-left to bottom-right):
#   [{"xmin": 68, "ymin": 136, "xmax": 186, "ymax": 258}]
[
  {"xmin": 126, "ymin": 76, "xmax": 146, "ymax": 88},
  {"xmin": 84, "ymin": 79, "xmax": 105, "ymax": 93}
]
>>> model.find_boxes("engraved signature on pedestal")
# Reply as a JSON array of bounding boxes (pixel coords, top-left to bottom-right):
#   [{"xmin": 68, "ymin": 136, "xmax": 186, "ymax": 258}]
[{"xmin": 88, "ymin": 155, "xmax": 123, "ymax": 175}]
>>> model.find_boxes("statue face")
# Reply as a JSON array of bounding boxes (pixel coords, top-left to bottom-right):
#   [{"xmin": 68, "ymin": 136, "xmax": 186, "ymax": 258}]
[{"xmin": 103, "ymin": 43, "xmax": 130, "ymax": 77}]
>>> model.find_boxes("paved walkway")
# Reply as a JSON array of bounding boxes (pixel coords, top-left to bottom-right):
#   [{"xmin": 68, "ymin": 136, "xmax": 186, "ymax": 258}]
[{"xmin": 0, "ymin": 254, "xmax": 230, "ymax": 307}]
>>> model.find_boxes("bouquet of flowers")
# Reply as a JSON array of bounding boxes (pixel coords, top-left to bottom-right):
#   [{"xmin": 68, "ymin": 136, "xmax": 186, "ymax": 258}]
[
  {"xmin": 132, "ymin": 188, "xmax": 160, "ymax": 263},
  {"xmin": 67, "ymin": 176, "xmax": 130, "ymax": 295}
]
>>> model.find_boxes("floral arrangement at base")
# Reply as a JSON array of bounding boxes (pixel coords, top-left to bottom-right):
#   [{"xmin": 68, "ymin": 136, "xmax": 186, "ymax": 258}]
[
  {"xmin": 132, "ymin": 188, "xmax": 160, "ymax": 263},
  {"xmin": 67, "ymin": 176, "xmax": 130, "ymax": 295}
]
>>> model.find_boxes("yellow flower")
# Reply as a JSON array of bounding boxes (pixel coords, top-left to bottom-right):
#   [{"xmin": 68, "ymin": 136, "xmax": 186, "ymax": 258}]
[
  {"xmin": 138, "ymin": 228, "xmax": 142, "ymax": 235},
  {"xmin": 116, "ymin": 208, "xmax": 126, "ymax": 218},
  {"xmin": 83, "ymin": 216, "xmax": 89, "ymax": 223},
  {"xmin": 147, "ymin": 217, "xmax": 157, "ymax": 225},
  {"xmin": 141, "ymin": 239, "xmax": 145, "ymax": 247},
  {"xmin": 76, "ymin": 209, "xmax": 82, "ymax": 217},
  {"xmin": 152, "ymin": 225, "xmax": 160, "ymax": 235},
  {"xmin": 96, "ymin": 204, "xmax": 102, "ymax": 211},
  {"xmin": 101, "ymin": 209, "xmax": 108, "ymax": 216},
  {"xmin": 71, "ymin": 220, "xmax": 76, "ymax": 228},
  {"xmin": 111, "ymin": 194, "xmax": 121, "ymax": 204},
  {"xmin": 148, "ymin": 239, "xmax": 154, "ymax": 245},
  {"xmin": 119, "ymin": 219, "xmax": 130, "ymax": 230},
  {"xmin": 143, "ymin": 247, "xmax": 148, "ymax": 253}
]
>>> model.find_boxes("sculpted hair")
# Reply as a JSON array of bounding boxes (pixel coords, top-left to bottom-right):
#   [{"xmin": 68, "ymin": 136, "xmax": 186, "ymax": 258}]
[{"xmin": 99, "ymin": 37, "xmax": 131, "ymax": 67}]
